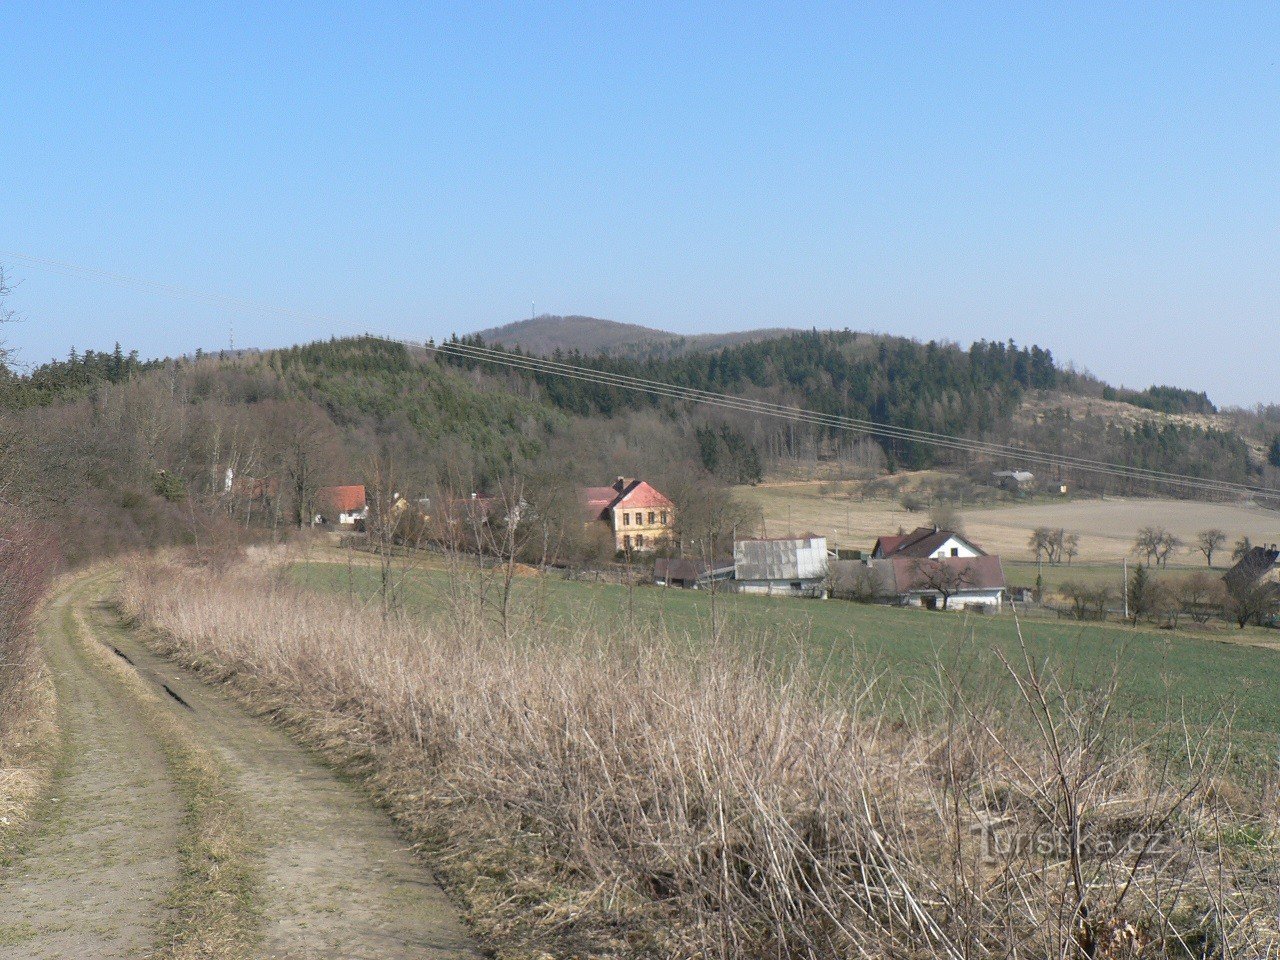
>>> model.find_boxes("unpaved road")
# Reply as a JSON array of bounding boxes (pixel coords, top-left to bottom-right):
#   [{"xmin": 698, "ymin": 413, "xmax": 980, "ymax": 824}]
[{"xmin": 0, "ymin": 573, "xmax": 478, "ymax": 960}]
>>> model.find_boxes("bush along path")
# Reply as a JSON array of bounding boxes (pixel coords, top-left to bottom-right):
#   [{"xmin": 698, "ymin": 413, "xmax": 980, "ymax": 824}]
[{"xmin": 0, "ymin": 570, "xmax": 479, "ymax": 960}]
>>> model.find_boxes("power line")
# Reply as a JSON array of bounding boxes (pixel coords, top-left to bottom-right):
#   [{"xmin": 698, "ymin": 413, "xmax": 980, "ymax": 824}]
[
  {"xmin": 372, "ymin": 333, "xmax": 1278, "ymax": 502},
  {"xmin": 1, "ymin": 248, "xmax": 1270, "ymax": 501}
]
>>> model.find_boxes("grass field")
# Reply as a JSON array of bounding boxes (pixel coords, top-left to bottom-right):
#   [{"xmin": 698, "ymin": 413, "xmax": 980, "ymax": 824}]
[
  {"xmin": 292, "ymin": 559, "xmax": 1280, "ymax": 740},
  {"xmin": 737, "ymin": 482, "xmax": 1280, "ymax": 563}
]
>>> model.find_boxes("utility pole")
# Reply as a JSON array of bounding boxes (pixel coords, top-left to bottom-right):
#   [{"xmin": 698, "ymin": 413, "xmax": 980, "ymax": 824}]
[{"xmin": 1123, "ymin": 557, "xmax": 1129, "ymax": 621}]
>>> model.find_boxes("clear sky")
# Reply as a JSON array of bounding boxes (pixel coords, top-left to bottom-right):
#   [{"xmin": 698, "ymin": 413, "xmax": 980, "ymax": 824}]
[{"xmin": 3, "ymin": 3, "xmax": 1277, "ymax": 405}]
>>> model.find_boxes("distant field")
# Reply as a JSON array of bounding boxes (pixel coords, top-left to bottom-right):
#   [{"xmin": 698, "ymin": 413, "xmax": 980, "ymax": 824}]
[
  {"xmin": 292, "ymin": 560, "xmax": 1280, "ymax": 740},
  {"xmin": 736, "ymin": 482, "xmax": 1280, "ymax": 564}
]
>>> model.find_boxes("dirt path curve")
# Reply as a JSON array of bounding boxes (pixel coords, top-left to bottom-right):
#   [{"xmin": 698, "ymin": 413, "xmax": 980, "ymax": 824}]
[
  {"xmin": 86, "ymin": 583, "xmax": 479, "ymax": 960},
  {"xmin": 1, "ymin": 571, "xmax": 479, "ymax": 960},
  {"xmin": 0, "ymin": 578, "xmax": 184, "ymax": 959}
]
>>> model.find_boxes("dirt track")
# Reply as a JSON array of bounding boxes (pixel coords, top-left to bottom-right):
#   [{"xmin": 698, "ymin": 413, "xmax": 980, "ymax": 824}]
[{"xmin": 0, "ymin": 573, "xmax": 477, "ymax": 959}]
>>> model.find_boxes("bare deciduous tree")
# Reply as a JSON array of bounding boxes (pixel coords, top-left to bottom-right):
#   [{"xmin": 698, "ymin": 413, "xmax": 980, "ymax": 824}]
[
  {"xmin": 910, "ymin": 558, "xmax": 974, "ymax": 610},
  {"xmin": 1195, "ymin": 528, "xmax": 1227, "ymax": 567}
]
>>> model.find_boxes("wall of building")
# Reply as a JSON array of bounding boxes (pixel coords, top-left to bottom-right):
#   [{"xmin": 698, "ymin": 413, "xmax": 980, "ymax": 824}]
[
  {"xmin": 612, "ymin": 505, "xmax": 674, "ymax": 552},
  {"xmin": 901, "ymin": 588, "xmax": 1003, "ymax": 609},
  {"xmin": 925, "ymin": 536, "xmax": 982, "ymax": 560},
  {"xmin": 736, "ymin": 578, "xmax": 828, "ymax": 598}
]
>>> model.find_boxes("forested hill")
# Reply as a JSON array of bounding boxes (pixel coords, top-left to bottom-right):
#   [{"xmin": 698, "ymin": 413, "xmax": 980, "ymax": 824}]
[
  {"xmin": 443, "ymin": 329, "xmax": 1249, "ymax": 480},
  {"xmin": 0, "ymin": 331, "xmax": 1263, "ymax": 567}
]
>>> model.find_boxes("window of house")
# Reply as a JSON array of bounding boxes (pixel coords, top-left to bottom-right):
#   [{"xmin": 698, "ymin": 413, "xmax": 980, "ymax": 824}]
[
  {"xmin": 623, "ymin": 534, "xmax": 631, "ymax": 549},
  {"xmin": 648, "ymin": 511, "xmax": 655, "ymax": 524},
  {"xmin": 790, "ymin": 581, "xmax": 803, "ymax": 590},
  {"xmin": 622, "ymin": 512, "xmax": 630, "ymax": 525},
  {"xmin": 951, "ymin": 547, "xmax": 959, "ymax": 557},
  {"xmin": 636, "ymin": 533, "xmax": 645, "ymax": 547},
  {"xmin": 661, "ymin": 510, "xmax": 668, "ymax": 524}
]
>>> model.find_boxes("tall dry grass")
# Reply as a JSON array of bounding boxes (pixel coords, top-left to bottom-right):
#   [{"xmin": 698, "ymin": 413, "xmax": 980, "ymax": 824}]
[
  {"xmin": 0, "ymin": 511, "xmax": 54, "ymax": 741},
  {"xmin": 118, "ymin": 554, "xmax": 1280, "ymax": 959},
  {"xmin": 0, "ymin": 508, "xmax": 57, "ymax": 844}
]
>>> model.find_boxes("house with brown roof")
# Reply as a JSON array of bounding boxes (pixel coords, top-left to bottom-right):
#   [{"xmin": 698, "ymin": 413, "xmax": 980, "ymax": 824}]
[
  {"xmin": 872, "ymin": 526, "xmax": 987, "ymax": 561},
  {"xmin": 841, "ymin": 527, "xmax": 1006, "ymax": 609},
  {"xmin": 581, "ymin": 477, "xmax": 674, "ymax": 553}
]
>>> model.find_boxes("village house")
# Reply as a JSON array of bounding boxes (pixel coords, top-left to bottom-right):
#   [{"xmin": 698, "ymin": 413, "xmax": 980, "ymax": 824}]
[
  {"xmin": 872, "ymin": 525, "xmax": 986, "ymax": 561},
  {"xmin": 314, "ymin": 484, "xmax": 368, "ymax": 528},
  {"xmin": 732, "ymin": 535, "xmax": 829, "ymax": 598},
  {"xmin": 1223, "ymin": 543, "xmax": 1280, "ymax": 595},
  {"xmin": 846, "ymin": 526, "xmax": 1006, "ymax": 609},
  {"xmin": 581, "ymin": 477, "xmax": 675, "ymax": 553}
]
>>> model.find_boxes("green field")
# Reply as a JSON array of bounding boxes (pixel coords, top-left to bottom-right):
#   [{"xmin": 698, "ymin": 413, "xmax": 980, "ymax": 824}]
[{"xmin": 292, "ymin": 560, "xmax": 1280, "ymax": 741}]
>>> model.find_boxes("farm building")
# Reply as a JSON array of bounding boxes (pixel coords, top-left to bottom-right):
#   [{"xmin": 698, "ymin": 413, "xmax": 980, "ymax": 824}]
[
  {"xmin": 652, "ymin": 557, "xmax": 734, "ymax": 589},
  {"xmin": 581, "ymin": 478, "xmax": 675, "ymax": 553},
  {"xmin": 733, "ymin": 535, "xmax": 829, "ymax": 598},
  {"xmin": 992, "ymin": 470, "xmax": 1035, "ymax": 492},
  {"xmin": 872, "ymin": 526, "xmax": 986, "ymax": 561}
]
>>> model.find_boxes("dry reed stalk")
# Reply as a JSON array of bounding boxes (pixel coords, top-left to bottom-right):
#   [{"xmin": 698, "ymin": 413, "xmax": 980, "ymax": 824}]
[{"xmin": 118, "ymin": 554, "xmax": 1280, "ymax": 959}]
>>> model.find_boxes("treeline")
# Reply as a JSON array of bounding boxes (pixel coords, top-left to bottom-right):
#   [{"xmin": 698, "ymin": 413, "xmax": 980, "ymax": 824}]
[
  {"xmin": 1102, "ymin": 383, "xmax": 1218, "ymax": 415},
  {"xmin": 0, "ymin": 337, "xmax": 752, "ymax": 564},
  {"xmin": 0, "ymin": 343, "xmax": 165, "ymax": 408},
  {"xmin": 442, "ymin": 331, "xmax": 1061, "ymax": 470}
]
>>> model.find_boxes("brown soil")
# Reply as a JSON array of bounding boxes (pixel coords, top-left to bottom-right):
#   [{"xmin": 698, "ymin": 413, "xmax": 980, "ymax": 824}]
[
  {"xmin": 0, "ymin": 572, "xmax": 478, "ymax": 959},
  {"xmin": 0, "ymin": 582, "xmax": 183, "ymax": 959}
]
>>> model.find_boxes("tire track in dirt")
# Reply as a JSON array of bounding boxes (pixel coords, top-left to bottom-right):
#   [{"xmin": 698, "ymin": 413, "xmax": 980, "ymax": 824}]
[
  {"xmin": 0, "ymin": 580, "xmax": 184, "ymax": 959},
  {"xmin": 86, "ymin": 585, "xmax": 479, "ymax": 960}
]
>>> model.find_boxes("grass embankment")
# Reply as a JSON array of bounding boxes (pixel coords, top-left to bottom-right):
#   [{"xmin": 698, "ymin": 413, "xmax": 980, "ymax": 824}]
[
  {"xmin": 0, "ymin": 662, "xmax": 56, "ymax": 860},
  {"xmin": 122, "ymin": 553, "xmax": 1280, "ymax": 958},
  {"xmin": 0, "ymin": 521, "xmax": 56, "ymax": 860},
  {"xmin": 70, "ymin": 577, "xmax": 260, "ymax": 960}
]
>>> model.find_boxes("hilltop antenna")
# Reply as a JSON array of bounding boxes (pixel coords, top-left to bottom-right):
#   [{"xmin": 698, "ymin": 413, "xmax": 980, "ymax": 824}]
[
  {"xmin": 229, "ymin": 319, "xmax": 235, "ymax": 353},
  {"xmin": 531, "ymin": 301, "xmax": 535, "ymax": 321}
]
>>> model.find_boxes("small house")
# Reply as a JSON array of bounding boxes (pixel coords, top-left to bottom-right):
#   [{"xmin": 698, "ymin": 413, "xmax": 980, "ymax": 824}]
[{"xmin": 314, "ymin": 485, "xmax": 368, "ymax": 528}]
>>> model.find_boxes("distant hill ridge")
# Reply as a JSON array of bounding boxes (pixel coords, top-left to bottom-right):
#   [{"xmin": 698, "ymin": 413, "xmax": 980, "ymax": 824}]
[{"xmin": 474, "ymin": 315, "xmax": 803, "ymax": 360}]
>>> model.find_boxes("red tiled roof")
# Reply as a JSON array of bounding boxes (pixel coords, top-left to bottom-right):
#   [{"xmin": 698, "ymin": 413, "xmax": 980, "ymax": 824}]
[
  {"xmin": 317, "ymin": 485, "xmax": 366, "ymax": 513},
  {"xmin": 580, "ymin": 480, "xmax": 673, "ymax": 520},
  {"xmin": 614, "ymin": 480, "xmax": 674, "ymax": 510}
]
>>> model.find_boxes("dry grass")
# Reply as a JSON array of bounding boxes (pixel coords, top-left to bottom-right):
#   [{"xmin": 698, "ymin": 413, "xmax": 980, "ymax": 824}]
[
  {"xmin": 119, "ymin": 552, "xmax": 1280, "ymax": 959},
  {"xmin": 0, "ymin": 513, "xmax": 57, "ymax": 857}
]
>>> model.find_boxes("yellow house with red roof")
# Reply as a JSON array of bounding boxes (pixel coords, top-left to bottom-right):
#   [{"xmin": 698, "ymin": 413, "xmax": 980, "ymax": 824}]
[{"xmin": 581, "ymin": 478, "xmax": 675, "ymax": 553}]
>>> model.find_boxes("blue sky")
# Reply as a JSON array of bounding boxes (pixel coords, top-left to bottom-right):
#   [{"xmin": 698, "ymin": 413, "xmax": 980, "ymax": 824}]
[{"xmin": 2, "ymin": 3, "xmax": 1278, "ymax": 405}]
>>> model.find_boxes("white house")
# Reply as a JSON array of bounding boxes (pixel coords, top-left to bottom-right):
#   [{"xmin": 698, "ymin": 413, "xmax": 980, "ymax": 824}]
[
  {"xmin": 733, "ymin": 535, "xmax": 829, "ymax": 597},
  {"xmin": 871, "ymin": 526, "xmax": 985, "ymax": 561}
]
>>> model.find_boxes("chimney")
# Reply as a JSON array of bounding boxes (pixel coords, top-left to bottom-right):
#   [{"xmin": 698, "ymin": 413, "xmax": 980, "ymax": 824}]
[{"xmin": 614, "ymin": 476, "xmax": 627, "ymax": 492}]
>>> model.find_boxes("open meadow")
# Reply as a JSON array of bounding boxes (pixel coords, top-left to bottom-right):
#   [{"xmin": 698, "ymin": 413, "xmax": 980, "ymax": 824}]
[
  {"xmin": 292, "ymin": 558, "xmax": 1280, "ymax": 741},
  {"xmin": 737, "ymin": 481, "xmax": 1280, "ymax": 563}
]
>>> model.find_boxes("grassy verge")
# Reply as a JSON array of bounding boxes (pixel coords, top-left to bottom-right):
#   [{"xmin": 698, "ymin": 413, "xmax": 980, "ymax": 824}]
[
  {"xmin": 66, "ymin": 580, "xmax": 260, "ymax": 960},
  {"xmin": 0, "ymin": 661, "xmax": 57, "ymax": 862}
]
